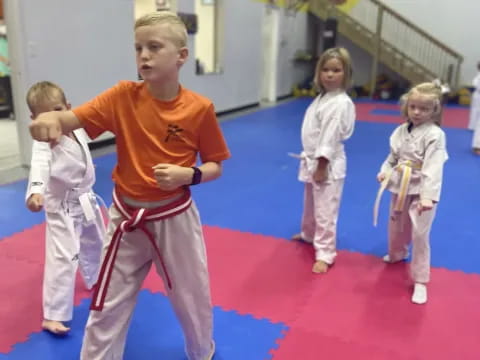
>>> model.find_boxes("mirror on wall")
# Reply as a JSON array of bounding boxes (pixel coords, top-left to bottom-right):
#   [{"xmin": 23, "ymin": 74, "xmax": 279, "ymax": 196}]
[
  {"xmin": 134, "ymin": 0, "xmax": 223, "ymax": 76},
  {"xmin": 135, "ymin": 0, "xmax": 178, "ymax": 20},
  {"xmin": 194, "ymin": 0, "xmax": 222, "ymax": 75}
]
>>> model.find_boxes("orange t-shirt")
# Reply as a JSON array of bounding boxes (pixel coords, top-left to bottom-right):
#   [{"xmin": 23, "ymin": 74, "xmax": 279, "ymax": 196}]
[{"xmin": 73, "ymin": 81, "xmax": 231, "ymax": 201}]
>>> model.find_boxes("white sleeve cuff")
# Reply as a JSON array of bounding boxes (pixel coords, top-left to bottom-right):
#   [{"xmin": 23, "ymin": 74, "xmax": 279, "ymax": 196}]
[{"xmin": 314, "ymin": 146, "xmax": 334, "ymax": 161}]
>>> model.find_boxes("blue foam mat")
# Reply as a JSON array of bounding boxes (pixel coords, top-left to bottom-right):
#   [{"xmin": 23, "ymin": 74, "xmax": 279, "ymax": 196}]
[
  {"xmin": 0, "ymin": 290, "xmax": 287, "ymax": 359},
  {"xmin": 1, "ymin": 99, "xmax": 479, "ymax": 274}
]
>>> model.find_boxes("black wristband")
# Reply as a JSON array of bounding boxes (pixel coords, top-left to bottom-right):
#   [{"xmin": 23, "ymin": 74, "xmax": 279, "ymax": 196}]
[{"xmin": 190, "ymin": 166, "xmax": 202, "ymax": 185}]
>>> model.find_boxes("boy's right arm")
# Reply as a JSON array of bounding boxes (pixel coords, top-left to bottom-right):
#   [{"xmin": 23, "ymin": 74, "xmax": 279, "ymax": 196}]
[{"xmin": 29, "ymin": 110, "xmax": 82, "ymax": 143}]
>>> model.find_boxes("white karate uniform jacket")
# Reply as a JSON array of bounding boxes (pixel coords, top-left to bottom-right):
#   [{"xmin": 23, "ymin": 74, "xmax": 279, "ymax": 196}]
[
  {"xmin": 297, "ymin": 90, "xmax": 355, "ymax": 264},
  {"xmin": 380, "ymin": 122, "xmax": 448, "ymax": 201},
  {"xmin": 299, "ymin": 90, "xmax": 356, "ymax": 182},
  {"xmin": 26, "ymin": 129, "xmax": 95, "ymax": 209},
  {"xmin": 470, "ymin": 72, "xmax": 480, "ymax": 146},
  {"xmin": 25, "ymin": 129, "xmax": 105, "ymax": 322}
]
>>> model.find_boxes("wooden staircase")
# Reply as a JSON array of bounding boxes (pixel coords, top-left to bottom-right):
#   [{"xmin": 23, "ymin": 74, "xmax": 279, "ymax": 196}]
[{"xmin": 308, "ymin": 0, "xmax": 463, "ymax": 92}]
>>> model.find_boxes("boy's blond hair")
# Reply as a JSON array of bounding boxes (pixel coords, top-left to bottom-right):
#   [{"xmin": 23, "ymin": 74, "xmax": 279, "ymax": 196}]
[
  {"xmin": 400, "ymin": 82, "xmax": 443, "ymax": 126},
  {"xmin": 314, "ymin": 47, "xmax": 353, "ymax": 93},
  {"xmin": 135, "ymin": 11, "xmax": 187, "ymax": 49},
  {"xmin": 26, "ymin": 81, "xmax": 67, "ymax": 114}
]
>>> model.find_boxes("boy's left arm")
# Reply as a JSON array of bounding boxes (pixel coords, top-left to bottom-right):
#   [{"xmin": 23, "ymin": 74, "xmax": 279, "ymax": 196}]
[
  {"xmin": 196, "ymin": 161, "xmax": 223, "ymax": 182},
  {"xmin": 196, "ymin": 103, "xmax": 231, "ymax": 171},
  {"xmin": 152, "ymin": 161, "xmax": 222, "ymax": 191},
  {"xmin": 153, "ymin": 103, "xmax": 230, "ymax": 190}
]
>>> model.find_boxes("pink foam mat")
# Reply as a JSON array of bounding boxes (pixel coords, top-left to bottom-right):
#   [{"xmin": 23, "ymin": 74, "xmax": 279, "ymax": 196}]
[
  {"xmin": 143, "ymin": 226, "xmax": 480, "ymax": 359},
  {"xmin": 0, "ymin": 225, "xmax": 98, "ymax": 352},
  {"xmin": 204, "ymin": 227, "xmax": 480, "ymax": 359},
  {"xmin": 2, "ymin": 224, "xmax": 479, "ymax": 359}
]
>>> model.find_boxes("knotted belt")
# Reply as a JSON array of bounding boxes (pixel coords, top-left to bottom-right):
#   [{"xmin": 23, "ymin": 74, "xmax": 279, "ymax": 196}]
[
  {"xmin": 91, "ymin": 188, "xmax": 193, "ymax": 311},
  {"xmin": 373, "ymin": 160, "xmax": 422, "ymax": 226}
]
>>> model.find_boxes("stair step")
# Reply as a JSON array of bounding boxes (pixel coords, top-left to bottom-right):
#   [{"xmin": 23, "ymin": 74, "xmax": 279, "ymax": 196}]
[{"xmin": 308, "ymin": 0, "xmax": 460, "ymax": 87}]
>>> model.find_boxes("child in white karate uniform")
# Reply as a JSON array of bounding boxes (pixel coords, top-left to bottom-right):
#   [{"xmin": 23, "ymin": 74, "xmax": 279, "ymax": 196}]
[
  {"xmin": 469, "ymin": 61, "xmax": 480, "ymax": 154},
  {"xmin": 292, "ymin": 47, "xmax": 356, "ymax": 274},
  {"xmin": 25, "ymin": 81, "xmax": 105, "ymax": 334},
  {"xmin": 375, "ymin": 82, "xmax": 448, "ymax": 304}
]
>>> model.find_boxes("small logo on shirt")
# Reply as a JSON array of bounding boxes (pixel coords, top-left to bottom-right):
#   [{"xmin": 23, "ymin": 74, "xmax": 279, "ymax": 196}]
[{"xmin": 165, "ymin": 124, "xmax": 184, "ymax": 142}]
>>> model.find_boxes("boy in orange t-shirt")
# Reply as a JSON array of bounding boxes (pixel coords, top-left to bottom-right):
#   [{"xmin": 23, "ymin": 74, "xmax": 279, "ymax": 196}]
[{"xmin": 29, "ymin": 11, "xmax": 230, "ymax": 360}]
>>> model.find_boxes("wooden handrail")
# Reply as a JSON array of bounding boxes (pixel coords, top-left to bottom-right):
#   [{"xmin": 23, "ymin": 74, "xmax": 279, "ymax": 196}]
[
  {"xmin": 368, "ymin": 0, "xmax": 463, "ymax": 61},
  {"xmin": 308, "ymin": 0, "xmax": 463, "ymax": 88}
]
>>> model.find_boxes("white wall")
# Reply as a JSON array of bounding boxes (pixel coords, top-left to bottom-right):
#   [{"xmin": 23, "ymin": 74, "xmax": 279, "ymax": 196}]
[
  {"xmin": 179, "ymin": 1, "xmax": 310, "ymax": 109},
  {"xmin": 7, "ymin": 0, "xmax": 137, "ymax": 166},
  {"xmin": 178, "ymin": 0, "xmax": 264, "ymax": 111},
  {"xmin": 8, "ymin": 0, "xmax": 310, "ymax": 166},
  {"xmin": 369, "ymin": 0, "xmax": 480, "ymax": 85},
  {"xmin": 313, "ymin": 17, "xmax": 407, "ymax": 89},
  {"xmin": 276, "ymin": 10, "xmax": 312, "ymax": 97},
  {"xmin": 337, "ymin": 33, "xmax": 408, "ymax": 88},
  {"xmin": 260, "ymin": 5, "xmax": 280, "ymax": 102},
  {"xmin": 259, "ymin": 5, "xmax": 312, "ymax": 101}
]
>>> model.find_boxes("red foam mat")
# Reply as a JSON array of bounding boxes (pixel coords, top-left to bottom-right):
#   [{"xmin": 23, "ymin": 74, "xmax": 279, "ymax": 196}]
[
  {"xmin": 2, "ymin": 224, "xmax": 479, "ymax": 359},
  {"xmin": 202, "ymin": 227, "xmax": 480, "ymax": 359},
  {"xmin": 204, "ymin": 226, "xmax": 319, "ymax": 323},
  {"xmin": 0, "ymin": 225, "xmax": 95, "ymax": 352},
  {"xmin": 355, "ymin": 103, "xmax": 469, "ymax": 129}
]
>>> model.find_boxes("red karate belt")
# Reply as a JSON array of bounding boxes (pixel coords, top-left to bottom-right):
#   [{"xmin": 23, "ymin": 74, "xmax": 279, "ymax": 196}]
[{"xmin": 91, "ymin": 187, "xmax": 192, "ymax": 311}]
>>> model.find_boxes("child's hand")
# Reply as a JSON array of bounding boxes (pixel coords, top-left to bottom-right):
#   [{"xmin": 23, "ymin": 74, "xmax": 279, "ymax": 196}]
[
  {"xmin": 377, "ymin": 173, "xmax": 386, "ymax": 182},
  {"xmin": 27, "ymin": 194, "xmax": 44, "ymax": 212},
  {"xmin": 313, "ymin": 167, "xmax": 328, "ymax": 183},
  {"xmin": 29, "ymin": 113, "xmax": 62, "ymax": 144},
  {"xmin": 417, "ymin": 198, "xmax": 433, "ymax": 215},
  {"xmin": 152, "ymin": 164, "xmax": 193, "ymax": 191}
]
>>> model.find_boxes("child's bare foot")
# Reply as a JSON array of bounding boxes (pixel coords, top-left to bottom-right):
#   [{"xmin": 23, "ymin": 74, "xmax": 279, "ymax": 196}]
[
  {"xmin": 42, "ymin": 319, "xmax": 70, "ymax": 335},
  {"xmin": 312, "ymin": 260, "xmax": 329, "ymax": 273},
  {"xmin": 291, "ymin": 233, "xmax": 312, "ymax": 243},
  {"xmin": 473, "ymin": 148, "xmax": 480, "ymax": 155},
  {"xmin": 383, "ymin": 254, "xmax": 407, "ymax": 263}
]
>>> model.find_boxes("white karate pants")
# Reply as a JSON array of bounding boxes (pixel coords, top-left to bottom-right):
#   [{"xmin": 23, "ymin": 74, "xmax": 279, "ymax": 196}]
[
  {"xmin": 43, "ymin": 197, "xmax": 104, "ymax": 321},
  {"xmin": 471, "ymin": 91, "xmax": 480, "ymax": 148},
  {"xmin": 468, "ymin": 90, "xmax": 480, "ymax": 131},
  {"xmin": 300, "ymin": 179, "xmax": 345, "ymax": 264},
  {"xmin": 387, "ymin": 194, "xmax": 437, "ymax": 283},
  {"xmin": 80, "ymin": 201, "xmax": 213, "ymax": 360}
]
